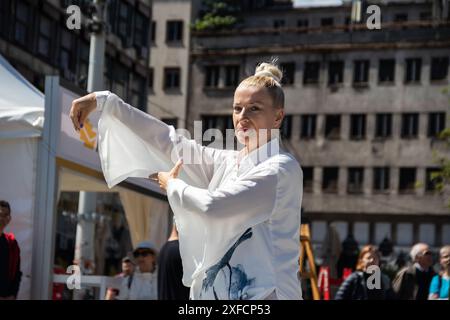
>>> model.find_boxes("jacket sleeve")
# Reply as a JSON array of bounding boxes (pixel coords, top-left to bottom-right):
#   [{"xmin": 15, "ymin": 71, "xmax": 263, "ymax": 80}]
[
  {"xmin": 166, "ymin": 163, "xmax": 278, "ymax": 221},
  {"xmin": 94, "ymin": 91, "xmax": 225, "ymax": 188},
  {"xmin": 391, "ymin": 267, "xmax": 407, "ymax": 299},
  {"xmin": 10, "ymin": 241, "xmax": 22, "ymax": 298},
  {"xmin": 335, "ymin": 273, "xmax": 357, "ymax": 300}
]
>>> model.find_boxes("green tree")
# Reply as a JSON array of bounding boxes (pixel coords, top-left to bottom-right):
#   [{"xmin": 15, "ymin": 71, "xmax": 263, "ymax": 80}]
[
  {"xmin": 192, "ymin": 0, "xmax": 241, "ymax": 31},
  {"xmin": 429, "ymin": 87, "xmax": 450, "ymax": 208}
]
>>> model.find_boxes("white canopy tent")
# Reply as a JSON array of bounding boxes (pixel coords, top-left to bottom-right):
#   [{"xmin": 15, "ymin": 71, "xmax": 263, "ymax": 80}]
[
  {"xmin": 0, "ymin": 54, "xmax": 169, "ymax": 299},
  {"xmin": 0, "ymin": 54, "xmax": 45, "ymax": 300}
]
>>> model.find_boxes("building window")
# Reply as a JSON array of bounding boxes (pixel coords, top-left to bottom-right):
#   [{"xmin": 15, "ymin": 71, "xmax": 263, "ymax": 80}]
[
  {"xmin": 273, "ymin": 19, "xmax": 285, "ymax": 28},
  {"xmin": 202, "ymin": 115, "xmax": 233, "ymax": 138},
  {"xmin": 130, "ymin": 73, "xmax": 146, "ymax": 111},
  {"xmin": 322, "ymin": 167, "xmax": 339, "ymax": 193},
  {"xmin": 378, "ymin": 59, "xmax": 395, "ymax": 83},
  {"xmin": 104, "ymin": 55, "xmax": 113, "ymax": 90},
  {"xmin": 405, "ymin": 58, "xmax": 422, "ymax": 83},
  {"xmin": 374, "ymin": 167, "xmax": 390, "ymax": 192},
  {"xmin": 325, "ymin": 114, "xmax": 341, "ymax": 139},
  {"xmin": 0, "ymin": 1, "xmax": 10, "ymax": 38},
  {"xmin": 161, "ymin": 118, "xmax": 178, "ymax": 128},
  {"xmin": 297, "ymin": 19, "xmax": 308, "ymax": 28},
  {"xmin": 163, "ymin": 67, "xmax": 181, "ymax": 90},
  {"xmin": 394, "ymin": 13, "xmax": 408, "ymax": 22},
  {"xmin": 148, "ymin": 68, "xmax": 154, "ymax": 92},
  {"xmin": 303, "ymin": 167, "xmax": 314, "ymax": 193},
  {"xmin": 280, "ymin": 115, "xmax": 292, "ymax": 139},
  {"xmin": 353, "ymin": 60, "xmax": 370, "ymax": 85},
  {"xmin": 420, "ymin": 12, "xmax": 431, "ymax": 20},
  {"xmin": 134, "ymin": 12, "xmax": 149, "ymax": 49},
  {"xmin": 37, "ymin": 15, "xmax": 53, "ymax": 59},
  {"xmin": 166, "ymin": 20, "xmax": 183, "ymax": 43},
  {"xmin": 60, "ymin": 29, "xmax": 76, "ymax": 79},
  {"xmin": 401, "ymin": 113, "xmax": 419, "ymax": 138},
  {"xmin": 117, "ymin": 1, "xmax": 132, "ymax": 47},
  {"xmin": 428, "ymin": 112, "xmax": 445, "ymax": 137},
  {"xmin": 419, "ymin": 224, "xmax": 435, "ymax": 246},
  {"xmin": 397, "ymin": 223, "xmax": 413, "ymax": 246},
  {"xmin": 328, "ymin": 61, "xmax": 344, "ymax": 85},
  {"xmin": 304, "ymin": 62, "xmax": 320, "ymax": 84},
  {"xmin": 280, "ymin": 62, "xmax": 295, "ymax": 85},
  {"xmin": 375, "ymin": 113, "xmax": 392, "ymax": 138},
  {"xmin": 205, "ymin": 66, "xmax": 220, "ymax": 88},
  {"xmin": 430, "ymin": 57, "xmax": 449, "ymax": 81},
  {"xmin": 113, "ymin": 62, "xmax": 129, "ymax": 100},
  {"xmin": 77, "ymin": 41, "xmax": 89, "ymax": 88},
  {"xmin": 14, "ymin": 1, "xmax": 30, "ymax": 46},
  {"xmin": 350, "ymin": 114, "xmax": 366, "ymax": 140},
  {"xmin": 426, "ymin": 168, "xmax": 442, "ymax": 192},
  {"xmin": 225, "ymin": 65, "xmax": 239, "ymax": 87},
  {"xmin": 348, "ymin": 167, "xmax": 364, "ymax": 194},
  {"xmin": 151, "ymin": 21, "xmax": 156, "ymax": 43},
  {"xmin": 399, "ymin": 168, "xmax": 416, "ymax": 194},
  {"xmin": 301, "ymin": 115, "xmax": 316, "ymax": 139},
  {"xmin": 321, "ymin": 17, "xmax": 334, "ymax": 26}
]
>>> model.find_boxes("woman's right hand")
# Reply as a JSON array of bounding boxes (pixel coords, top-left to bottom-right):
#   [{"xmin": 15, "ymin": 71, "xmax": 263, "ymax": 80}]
[{"xmin": 69, "ymin": 92, "xmax": 97, "ymax": 131}]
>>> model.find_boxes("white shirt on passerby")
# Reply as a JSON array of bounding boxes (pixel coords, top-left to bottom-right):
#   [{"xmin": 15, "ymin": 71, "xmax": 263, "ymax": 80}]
[{"xmin": 117, "ymin": 270, "xmax": 157, "ymax": 300}]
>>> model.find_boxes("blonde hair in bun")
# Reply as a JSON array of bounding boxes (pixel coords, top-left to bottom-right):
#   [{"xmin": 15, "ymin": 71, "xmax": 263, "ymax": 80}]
[
  {"xmin": 238, "ymin": 59, "xmax": 285, "ymax": 109},
  {"xmin": 254, "ymin": 62, "xmax": 283, "ymax": 84}
]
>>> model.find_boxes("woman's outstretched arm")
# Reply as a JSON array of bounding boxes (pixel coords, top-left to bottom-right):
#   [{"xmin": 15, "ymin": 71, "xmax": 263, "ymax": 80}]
[{"xmin": 70, "ymin": 91, "xmax": 227, "ymax": 188}]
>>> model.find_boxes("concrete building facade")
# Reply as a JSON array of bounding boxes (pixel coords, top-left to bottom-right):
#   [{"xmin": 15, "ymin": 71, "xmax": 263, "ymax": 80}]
[{"xmin": 183, "ymin": 0, "xmax": 450, "ymax": 252}]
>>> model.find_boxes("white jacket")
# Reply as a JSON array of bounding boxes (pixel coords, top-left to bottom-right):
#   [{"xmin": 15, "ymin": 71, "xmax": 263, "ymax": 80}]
[{"xmin": 95, "ymin": 91, "xmax": 303, "ymax": 300}]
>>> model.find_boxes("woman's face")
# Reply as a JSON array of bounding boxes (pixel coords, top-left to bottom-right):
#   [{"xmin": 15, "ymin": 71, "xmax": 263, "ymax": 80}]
[
  {"xmin": 233, "ymin": 85, "xmax": 284, "ymax": 150},
  {"xmin": 361, "ymin": 251, "xmax": 380, "ymax": 271},
  {"xmin": 440, "ymin": 248, "xmax": 450, "ymax": 269}
]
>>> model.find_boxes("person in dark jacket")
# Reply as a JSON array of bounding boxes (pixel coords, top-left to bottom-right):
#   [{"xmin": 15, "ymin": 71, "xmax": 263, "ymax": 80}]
[
  {"xmin": 392, "ymin": 243, "xmax": 435, "ymax": 300},
  {"xmin": 0, "ymin": 200, "xmax": 22, "ymax": 300},
  {"xmin": 335, "ymin": 245, "xmax": 393, "ymax": 300},
  {"xmin": 157, "ymin": 222, "xmax": 190, "ymax": 300}
]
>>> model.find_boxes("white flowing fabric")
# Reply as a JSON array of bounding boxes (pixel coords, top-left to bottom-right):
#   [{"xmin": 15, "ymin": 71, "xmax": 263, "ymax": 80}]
[{"xmin": 95, "ymin": 91, "xmax": 303, "ymax": 300}]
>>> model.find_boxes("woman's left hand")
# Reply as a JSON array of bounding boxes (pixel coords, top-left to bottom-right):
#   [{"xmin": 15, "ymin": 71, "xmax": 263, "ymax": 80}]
[{"xmin": 152, "ymin": 159, "xmax": 183, "ymax": 191}]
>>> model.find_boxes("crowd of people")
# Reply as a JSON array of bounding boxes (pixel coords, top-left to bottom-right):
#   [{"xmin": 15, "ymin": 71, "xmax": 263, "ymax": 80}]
[
  {"xmin": 1, "ymin": 199, "xmax": 449, "ymax": 300},
  {"xmin": 334, "ymin": 242, "xmax": 450, "ymax": 300}
]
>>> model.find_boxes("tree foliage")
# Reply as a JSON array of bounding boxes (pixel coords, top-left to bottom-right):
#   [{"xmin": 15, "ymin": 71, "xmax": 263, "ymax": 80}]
[
  {"xmin": 192, "ymin": 0, "xmax": 241, "ymax": 31},
  {"xmin": 430, "ymin": 87, "xmax": 450, "ymax": 208}
]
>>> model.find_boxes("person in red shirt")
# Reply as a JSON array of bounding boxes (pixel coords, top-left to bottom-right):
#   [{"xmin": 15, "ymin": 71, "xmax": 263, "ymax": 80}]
[{"xmin": 0, "ymin": 200, "xmax": 22, "ymax": 300}]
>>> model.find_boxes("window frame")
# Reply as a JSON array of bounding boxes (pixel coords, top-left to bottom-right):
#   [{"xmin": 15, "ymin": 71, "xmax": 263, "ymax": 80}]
[{"xmin": 163, "ymin": 67, "xmax": 181, "ymax": 91}]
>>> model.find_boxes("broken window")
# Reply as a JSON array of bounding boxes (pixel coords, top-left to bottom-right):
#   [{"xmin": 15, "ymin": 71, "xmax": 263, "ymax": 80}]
[
  {"xmin": 328, "ymin": 61, "xmax": 344, "ymax": 85},
  {"xmin": 348, "ymin": 167, "xmax": 364, "ymax": 194},
  {"xmin": 401, "ymin": 113, "xmax": 419, "ymax": 138},
  {"xmin": 373, "ymin": 167, "xmax": 390, "ymax": 192},
  {"xmin": 405, "ymin": 58, "xmax": 422, "ymax": 83},
  {"xmin": 325, "ymin": 114, "xmax": 341, "ymax": 139},
  {"xmin": 375, "ymin": 113, "xmax": 392, "ymax": 138},
  {"xmin": 301, "ymin": 115, "xmax": 317, "ymax": 139},
  {"xmin": 350, "ymin": 114, "xmax": 366, "ymax": 140},
  {"xmin": 378, "ymin": 59, "xmax": 395, "ymax": 83},
  {"xmin": 323, "ymin": 167, "xmax": 339, "ymax": 193},
  {"xmin": 399, "ymin": 168, "xmax": 416, "ymax": 193}
]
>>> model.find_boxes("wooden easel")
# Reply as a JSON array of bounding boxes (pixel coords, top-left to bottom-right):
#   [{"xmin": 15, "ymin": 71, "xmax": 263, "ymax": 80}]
[{"xmin": 299, "ymin": 224, "xmax": 320, "ymax": 300}]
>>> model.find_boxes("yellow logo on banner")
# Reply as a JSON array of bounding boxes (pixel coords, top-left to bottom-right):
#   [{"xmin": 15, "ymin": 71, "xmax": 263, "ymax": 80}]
[{"xmin": 79, "ymin": 119, "xmax": 97, "ymax": 149}]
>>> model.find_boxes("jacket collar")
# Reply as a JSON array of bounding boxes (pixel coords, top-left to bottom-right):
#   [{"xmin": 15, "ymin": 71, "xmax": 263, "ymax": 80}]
[{"xmin": 236, "ymin": 137, "xmax": 281, "ymax": 176}]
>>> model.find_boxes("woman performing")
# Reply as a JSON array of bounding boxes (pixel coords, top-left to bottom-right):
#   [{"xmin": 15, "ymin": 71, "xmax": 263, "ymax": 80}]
[{"xmin": 70, "ymin": 61, "xmax": 304, "ymax": 300}]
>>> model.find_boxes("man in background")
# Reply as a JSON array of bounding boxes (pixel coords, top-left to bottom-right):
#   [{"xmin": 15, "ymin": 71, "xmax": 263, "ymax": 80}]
[
  {"xmin": 392, "ymin": 242, "xmax": 435, "ymax": 300},
  {"xmin": 0, "ymin": 200, "xmax": 22, "ymax": 300}
]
